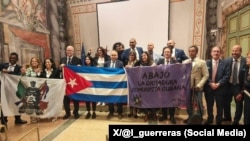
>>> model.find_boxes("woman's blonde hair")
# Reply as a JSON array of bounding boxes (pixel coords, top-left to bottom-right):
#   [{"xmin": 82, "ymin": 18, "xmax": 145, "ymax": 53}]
[{"xmin": 30, "ymin": 57, "xmax": 41, "ymax": 68}]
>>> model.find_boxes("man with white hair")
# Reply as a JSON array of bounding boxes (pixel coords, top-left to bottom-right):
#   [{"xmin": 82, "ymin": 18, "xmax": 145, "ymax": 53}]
[{"xmin": 60, "ymin": 45, "xmax": 82, "ymax": 120}]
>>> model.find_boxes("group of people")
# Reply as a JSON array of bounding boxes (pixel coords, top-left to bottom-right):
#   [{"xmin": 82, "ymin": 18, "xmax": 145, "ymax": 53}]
[
  {"xmin": 1, "ymin": 38, "xmax": 250, "ymax": 127},
  {"xmin": 155, "ymin": 43, "xmax": 250, "ymax": 125},
  {"xmin": 0, "ymin": 53, "xmax": 60, "ymax": 129},
  {"xmin": 207, "ymin": 45, "xmax": 250, "ymax": 125},
  {"xmin": 176, "ymin": 44, "xmax": 250, "ymax": 125},
  {"xmin": 98, "ymin": 39, "xmax": 250, "ymax": 125}
]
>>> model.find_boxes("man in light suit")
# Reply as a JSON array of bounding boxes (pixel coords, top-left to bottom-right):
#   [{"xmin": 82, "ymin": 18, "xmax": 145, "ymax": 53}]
[
  {"xmin": 147, "ymin": 42, "xmax": 164, "ymax": 64},
  {"xmin": 60, "ymin": 45, "xmax": 82, "ymax": 119},
  {"xmin": 104, "ymin": 50, "xmax": 124, "ymax": 120},
  {"xmin": 223, "ymin": 45, "xmax": 246, "ymax": 125},
  {"xmin": 0, "ymin": 52, "xmax": 27, "ymax": 128},
  {"xmin": 121, "ymin": 38, "xmax": 143, "ymax": 64},
  {"xmin": 167, "ymin": 40, "xmax": 188, "ymax": 63},
  {"xmin": 203, "ymin": 46, "xmax": 230, "ymax": 125},
  {"xmin": 157, "ymin": 46, "xmax": 178, "ymax": 124},
  {"xmin": 182, "ymin": 45, "xmax": 209, "ymax": 124}
]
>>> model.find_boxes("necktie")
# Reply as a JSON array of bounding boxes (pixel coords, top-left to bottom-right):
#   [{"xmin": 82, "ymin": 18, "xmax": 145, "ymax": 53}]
[
  {"xmin": 232, "ymin": 59, "xmax": 238, "ymax": 85},
  {"xmin": 67, "ymin": 57, "xmax": 71, "ymax": 65},
  {"xmin": 111, "ymin": 61, "xmax": 115, "ymax": 68},
  {"xmin": 212, "ymin": 61, "xmax": 218, "ymax": 82},
  {"xmin": 150, "ymin": 52, "xmax": 154, "ymax": 61},
  {"xmin": 165, "ymin": 59, "xmax": 169, "ymax": 65}
]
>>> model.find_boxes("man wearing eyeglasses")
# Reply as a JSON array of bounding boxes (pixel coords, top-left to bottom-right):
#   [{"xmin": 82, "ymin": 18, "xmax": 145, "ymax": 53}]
[{"xmin": 60, "ymin": 45, "xmax": 82, "ymax": 120}]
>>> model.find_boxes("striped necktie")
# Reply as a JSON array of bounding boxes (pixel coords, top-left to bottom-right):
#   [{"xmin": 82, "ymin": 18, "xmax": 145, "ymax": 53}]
[{"xmin": 232, "ymin": 59, "xmax": 238, "ymax": 85}]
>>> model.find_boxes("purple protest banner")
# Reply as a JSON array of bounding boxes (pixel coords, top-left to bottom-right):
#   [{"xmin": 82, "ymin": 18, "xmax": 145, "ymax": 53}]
[{"xmin": 125, "ymin": 63, "xmax": 192, "ymax": 108}]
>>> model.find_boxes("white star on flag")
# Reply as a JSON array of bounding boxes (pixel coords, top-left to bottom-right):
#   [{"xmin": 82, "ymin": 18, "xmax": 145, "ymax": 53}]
[
  {"xmin": 64, "ymin": 66, "xmax": 93, "ymax": 95},
  {"xmin": 68, "ymin": 78, "xmax": 78, "ymax": 88}
]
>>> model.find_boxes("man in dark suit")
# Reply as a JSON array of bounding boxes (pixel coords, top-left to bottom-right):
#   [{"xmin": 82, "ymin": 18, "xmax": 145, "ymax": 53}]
[
  {"xmin": 166, "ymin": 40, "xmax": 188, "ymax": 63},
  {"xmin": 223, "ymin": 45, "xmax": 246, "ymax": 125},
  {"xmin": 104, "ymin": 50, "xmax": 124, "ymax": 120},
  {"xmin": 203, "ymin": 46, "xmax": 230, "ymax": 125},
  {"xmin": 121, "ymin": 38, "xmax": 143, "ymax": 64},
  {"xmin": 60, "ymin": 45, "xmax": 82, "ymax": 119},
  {"xmin": 0, "ymin": 52, "xmax": 27, "ymax": 126},
  {"xmin": 157, "ymin": 46, "xmax": 178, "ymax": 124}
]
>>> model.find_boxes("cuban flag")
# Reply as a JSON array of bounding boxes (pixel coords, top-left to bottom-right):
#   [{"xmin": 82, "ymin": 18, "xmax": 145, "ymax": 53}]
[{"xmin": 63, "ymin": 66, "xmax": 128, "ymax": 103}]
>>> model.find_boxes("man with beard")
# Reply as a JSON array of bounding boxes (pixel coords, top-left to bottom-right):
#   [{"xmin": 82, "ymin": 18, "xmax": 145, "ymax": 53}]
[
  {"xmin": 166, "ymin": 40, "xmax": 188, "ymax": 63},
  {"xmin": 223, "ymin": 45, "xmax": 246, "ymax": 125}
]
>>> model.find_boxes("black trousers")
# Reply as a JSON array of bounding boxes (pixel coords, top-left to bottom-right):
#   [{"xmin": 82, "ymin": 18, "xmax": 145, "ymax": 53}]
[
  {"xmin": 223, "ymin": 84, "xmax": 243, "ymax": 122},
  {"xmin": 204, "ymin": 87, "xmax": 224, "ymax": 124},
  {"xmin": 244, "ymin": 93, "xmax": 250, "ymax": 125},
  {"xmin": 1, "ymin": 110, "xmax": 21, "ymax": 124},
  {"xmin": 63, "ymin": 96, "xmax": 79, "ymax": 116},
  {"xmin": 108, "ymin": 103, "xmax": 123, "ymax": 114},
  {"xmin": 86, "ymin": 101, "xmax": 96, "ymax": 112},
  {"xmin": 161, "ymin": 107, "xmax": 175, "ymax": 118}
]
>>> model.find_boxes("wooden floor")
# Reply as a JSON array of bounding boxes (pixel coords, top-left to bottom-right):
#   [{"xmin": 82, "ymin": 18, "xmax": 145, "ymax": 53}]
[{"xmin": 0, "ymin": 103, "xmax": 240, "ymax": 141}]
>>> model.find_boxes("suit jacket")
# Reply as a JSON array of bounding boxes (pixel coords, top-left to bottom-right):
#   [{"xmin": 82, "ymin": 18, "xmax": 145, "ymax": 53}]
[
  {"xmin": 174, "ymin": 48, "xmax": 188, "ymax": 63},
  {"xmin": 121, "ymin": 47, "xmax": 143, "ymax": 63},
  {"xmin": 104, "ymin": 60, "xmax": 124, "ymax": 68},
  {"xmin": 204, "ymin": 59, "xmax": 230, "ymax": 88},
  {"xmin": 40, "ymin": 68, "xmax": 60, "ymax": 79},
  {"xmin": 157, "ymin": 57, "xmax": 177, "ymax": 65},
  {"xmin": 243, "ymin": 66, "xmax": 250, "ymax": 91},
  {"xmin": 0, "ymin": 63, "xmax": 22, "ymax": 75},
  {"xmin": 153, "ymin": 52, "xmax": 164, "ymax": 64},
  {"xmin": 60, "ymin": 56, "xmax": 82, "ymax": 66},
  {"xmin": 183, "ymin": 58, "xmax": 209, "ymax": 90},
  {"xmin": 94, "ymin": 55, "xmax": 110, "ymax": 66},
  {"xmin": 224, "ymin": 56, "xmax": 246, "ymax": 88}
]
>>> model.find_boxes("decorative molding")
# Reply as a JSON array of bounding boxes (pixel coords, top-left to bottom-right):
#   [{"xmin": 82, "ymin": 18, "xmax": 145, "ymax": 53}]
[
  {"xmin": 221, "ymin": 0, "xmax": 250, "ymax": 56},
  {"xmin": 192, "ymin": 0, "xmax": 205, "ymax": 58},
  {"xmin": 170, "ymin": 0, "xmax": 185, "ymax": 2},
  {"xmin": 69, "ymin": 0, "xmax": 185, "ymax": 53},
  {"xmin": 69, "ymin": 0, "xmax": 110, "ymax": 52},
  {"xmin": 72, "ymin": 14, "xmax": 80, "ymax": 44},
  {"xmin": 68, "ymin": 0, "xmax": 93, "ymax": 4},
  {"xmin": 71, "ymin": 4, "xmax": 96, "ymax": 47},
  {"xmin": 205, "ymin": 0, "xmax": 218, "ymax": 59},
  {"xmin": 71, "ymin": 4, "xmax": 96, "ymax": 14}
]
